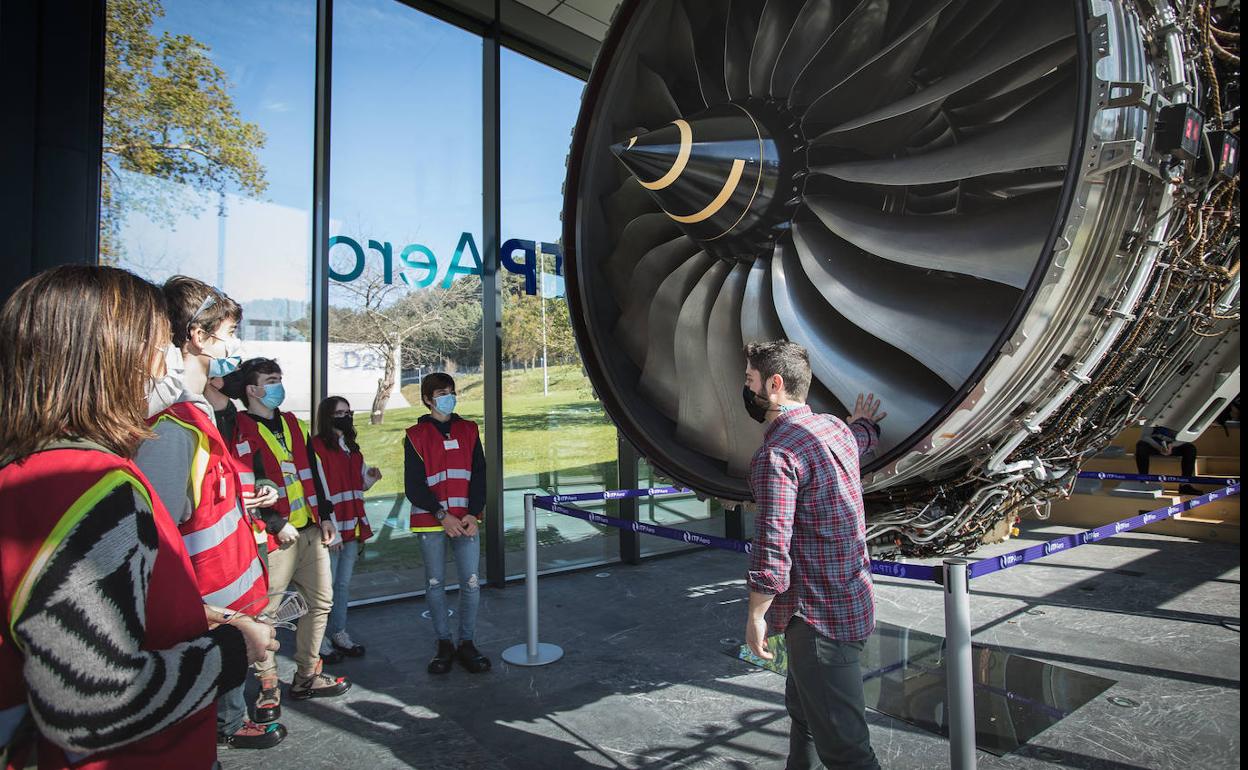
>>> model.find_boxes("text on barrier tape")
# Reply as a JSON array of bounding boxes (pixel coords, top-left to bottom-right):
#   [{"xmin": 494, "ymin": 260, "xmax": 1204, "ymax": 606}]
[
  {"xmin": 535, "ymin": 486, "xmax": 692, "ymax": 504},
  {"xmin": 1077, "ymin": 471, "xmax": 1238, "ymax": 485},
  {"xmin": 967, "ymin": 484, "xmax": 1240, "ymax": 579}
]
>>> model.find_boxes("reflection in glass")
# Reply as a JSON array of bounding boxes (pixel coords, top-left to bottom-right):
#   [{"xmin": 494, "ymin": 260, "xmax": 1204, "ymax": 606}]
[
  {"xmin": 101, "ymin": 0, "xmax": 315, "ymax": 413},
  {"xmin": 500, "ymin": 49, "xmax": 619, "ymax": 576},
  {"xmin": 327, "ymin": 0, "xmax": 484, "ymax": 601}
]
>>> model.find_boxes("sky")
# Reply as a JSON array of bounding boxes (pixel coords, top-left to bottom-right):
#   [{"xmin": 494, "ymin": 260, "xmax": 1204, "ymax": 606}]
[{"xmin": 115, "ymin": 0, "xmax": 584, "ymax": 305}]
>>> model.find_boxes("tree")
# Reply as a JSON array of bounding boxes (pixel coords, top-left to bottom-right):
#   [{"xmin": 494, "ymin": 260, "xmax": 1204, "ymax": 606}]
[
  {"xmin": 331, "ymin": 266, "xmax": 482, "ymax": 424},
  {"xmin": 100, "ymin": 0, "xmax": 267, "ymax": 262}
]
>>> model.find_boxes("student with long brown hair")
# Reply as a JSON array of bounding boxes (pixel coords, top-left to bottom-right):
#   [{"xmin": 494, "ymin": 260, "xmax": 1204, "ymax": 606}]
[
  {"xmin": 0, "ymin": 266, "xmax": 277, "ymax": 770},
  {"xmin": 311, "ymin": 396, "xmax": 381, "ymax": 661}
]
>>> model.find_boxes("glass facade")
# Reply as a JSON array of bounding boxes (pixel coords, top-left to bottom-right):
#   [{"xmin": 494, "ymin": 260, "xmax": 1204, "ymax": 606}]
[{"xmin": 100, "ymin": 0, "xmax": 751, "ymax": 599}]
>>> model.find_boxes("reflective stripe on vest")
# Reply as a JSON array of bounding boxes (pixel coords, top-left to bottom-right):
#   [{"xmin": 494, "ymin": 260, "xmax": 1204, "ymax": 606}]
[
  {"xmin": 425, "ymin": 468, "xmax": 472, "ymax": 487},
  {"xmin": 254, "ymin": 418, "xmax": 311, "ymax": 528},
  {"xmin": 200, "ymin": 555, "xmax": 266, "ymax": 609},
  {"xmin": 181, "ymin": 503, "xmax": 245, "ymax": 557},
  {"xmin": 7, "ymin": 470, "xmax": 151, "ymax": 651}
]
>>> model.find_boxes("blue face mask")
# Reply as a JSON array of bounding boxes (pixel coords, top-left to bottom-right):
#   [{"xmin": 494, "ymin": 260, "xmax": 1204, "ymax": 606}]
[
  {"xmin": 208, "ymin": 355, "xmax": 242, "ymax": 378},
  {"xmin": 434, "ymin": 393, "xmax": 457, "ymax": 415},
  {"xmin": 259, "ymin": 383, "xmax": 286, "ymax": 410}
]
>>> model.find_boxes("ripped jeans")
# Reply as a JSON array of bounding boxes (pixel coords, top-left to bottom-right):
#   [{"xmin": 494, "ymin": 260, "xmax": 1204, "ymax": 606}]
[{"xmin": 418, "ymin": 530, "xmax": 481, "ymax": 642}]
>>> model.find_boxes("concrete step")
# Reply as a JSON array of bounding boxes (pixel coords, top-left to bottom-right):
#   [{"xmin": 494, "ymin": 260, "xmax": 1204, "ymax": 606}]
[
  {"xmin": 1082, "ymin": 455, "xmax": 1240, "ymax": 477},
  {"xmin": 1047, "ymin": 490, "xmax": 1240, "ymax": 544}
]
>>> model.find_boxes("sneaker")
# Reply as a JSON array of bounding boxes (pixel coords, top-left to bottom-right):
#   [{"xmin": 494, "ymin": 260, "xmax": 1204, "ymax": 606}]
[
  {"xmin": 455, "ymin": 640, "xmax": 491, "ymax": 674},
  {"xmin": 1178, "ymin": 484, "xmax": 1202, "ymax": 496},
  {"xmin": 218, "ymin": 720, "xmax": 287, "ymax": 749},
  {"xmin": 254, "ymin": 678, "xmax": 281, "ymax": 724},
  {"xmin": 290, "ymin": 665, "xmax": 351, "ymax": 700},
  {"xmin": 427, "ymin": 639, "xmax": 455, "ymax": 674},
  {"xmin": 331, "ymin": 630, "xmax": 366, "ymax": 657},
  {"xmin": 318, "ymin": 640, "xmax": 344, "ymax": 665}
]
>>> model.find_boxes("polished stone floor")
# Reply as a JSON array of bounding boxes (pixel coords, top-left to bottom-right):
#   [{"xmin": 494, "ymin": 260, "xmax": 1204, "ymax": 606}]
[{"xmin": 222, "ymin": 519, "xmax": 1241, "ymax": 769}]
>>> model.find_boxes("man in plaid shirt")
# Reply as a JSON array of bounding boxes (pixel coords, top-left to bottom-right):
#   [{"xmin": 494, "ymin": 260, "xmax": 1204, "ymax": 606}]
[{"xmin": 742, "ymin": 341, "xmax": 885, "ymax": 770}]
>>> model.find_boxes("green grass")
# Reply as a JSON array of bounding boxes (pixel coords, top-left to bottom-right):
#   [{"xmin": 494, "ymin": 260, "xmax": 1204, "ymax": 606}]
[{"xmin": 352, "ymin": 364, "xmax": 619, "ymax": 498}]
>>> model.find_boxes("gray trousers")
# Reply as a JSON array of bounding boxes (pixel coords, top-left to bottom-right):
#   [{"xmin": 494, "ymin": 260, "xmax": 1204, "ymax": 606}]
[{"xmin": 784, "ymin": 619, "xmax": 881, "ymax": 770}]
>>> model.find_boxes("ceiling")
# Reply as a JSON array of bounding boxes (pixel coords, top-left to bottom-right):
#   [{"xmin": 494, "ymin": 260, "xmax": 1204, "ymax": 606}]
[{"xmin": 512, "ymin": 0, "xmax": 621, "ymax": 41}]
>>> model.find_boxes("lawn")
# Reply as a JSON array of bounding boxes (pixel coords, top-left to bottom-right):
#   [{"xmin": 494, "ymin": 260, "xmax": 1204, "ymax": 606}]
[{"xmin": 351, "ymin": 363, "xmax": 620, "ymax": 499}]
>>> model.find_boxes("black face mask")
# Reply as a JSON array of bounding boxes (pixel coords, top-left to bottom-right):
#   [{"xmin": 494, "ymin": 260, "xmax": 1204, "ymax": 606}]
[
  {"xmin": 742, "ymin": 385, "xmax": 770, "ymax": 423},
  {"xmin": 331, "ymin": 416, "xmax": 354, "ymax": 432}
]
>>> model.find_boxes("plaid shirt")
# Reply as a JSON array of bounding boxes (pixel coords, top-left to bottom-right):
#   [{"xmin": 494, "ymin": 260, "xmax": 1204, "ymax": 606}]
[{"xmin": 747, "ymin": 405, "xmax": 879, "ymax": 641}]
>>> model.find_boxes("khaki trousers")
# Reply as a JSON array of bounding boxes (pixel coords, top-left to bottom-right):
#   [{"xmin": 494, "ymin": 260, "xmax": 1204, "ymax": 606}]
[{"xmin": 256, "ymin": 525, "xmax": 332, "ymax": 678}]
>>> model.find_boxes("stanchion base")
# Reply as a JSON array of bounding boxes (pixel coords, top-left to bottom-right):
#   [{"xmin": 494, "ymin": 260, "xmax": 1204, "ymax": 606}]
[{"xmin": 501, "ymin": 643, "xmax": 563, "ymax": 667}]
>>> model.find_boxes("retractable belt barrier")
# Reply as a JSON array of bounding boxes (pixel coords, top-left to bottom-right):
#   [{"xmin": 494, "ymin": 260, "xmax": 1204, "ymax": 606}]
[
  {"xmin": 1077, "ymin": 471, "xmax": 1239, "ymax": 485},
  {"xmin": 514, "ymin": 482, "xmax": 1240, "ymax": 770}
]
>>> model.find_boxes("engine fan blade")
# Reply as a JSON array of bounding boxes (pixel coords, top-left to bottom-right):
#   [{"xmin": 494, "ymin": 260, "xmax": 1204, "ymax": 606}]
[
  {"xmin": 769, "ymin": 0, "xmax": 839, "ymax": 97},
  {"xmin": 633, "ymin": 61, "xmax": 683, "ymax": 128},
  {"xmin": 802, "ymin": 0, "xmax": 952, "ymax": 130},
  {"xmin": 789, "ymin": 0, "xmax": 890, "ymax": 108},
  {"xmin": 792, "ymin": 221, "xmax": 1018, "ymax": 387},
  {"xmin": 602, "ymin": 178, "xmax": 659, "ymax": 243},
  {"xmin": 742, "ymin": 254, "xmax": 786, "ymax": 344},
  {"xmin": 705, "ymin": 263, "xmax": 763, "ymax": 476},
  {"xmin": 812, "ymin": 8, "xmax": 1074, "ymax": 153},
  {"xmin": 725, "ymin": 0, "xmax": 766, "ymax": 100},
  {"xmin": 949, "ymin": 65, "xmax": 1074, "ymax": 128},
  {"xmin": 806, "ymin": 193, "xmax": 1058, "ymax": 289},
  {"xmin": 675, "ymin": 260, "xmax": 735, "ymax": 459},
  {"xmin": 770, "ymin": 237, "xmax": 952, "ymax": 450},
  {"xmin": 606, "ymin": 213, "xmax": 684, "ymax": 303},
  {"xmin": 814, "ymin": 85, "xmax": 1073, "ymax": 185},
  {"xmin": 638, "ymin": 251, "xmax": 718, "ymax": 417},
  {"xmin": 749, "ymin": 0, "xmax": 804, "ymax": 97},
  {"xmin": 666, "ymin": 1, "xmax": 710, "ymax": 114},
  {"xmin": 684, "ymin": 0, "xmax": 732, "ymax": 106},
  {"xmin": 614, "ymin": 237, "xmax": 704, "ymax": 367}
]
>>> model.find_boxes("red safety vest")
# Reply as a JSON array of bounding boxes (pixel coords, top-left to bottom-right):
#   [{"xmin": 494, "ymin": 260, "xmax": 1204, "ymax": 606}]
[
  {"xmin": 149, "ymin": 402, "xmax": 268, "ymax": 613},
  {"xmin": 311, "ymin": 436, "xmax": 374, "ymax": 543},
  {"xmin": 0, "ymin": 447, "xmax": 216, "ymax": 769},
  {"xmin": 232, "ymin": 411, "xmax": 321, "ymax": 529},
  {"xmin": 405, "ymin": 418, "xmax": 478, "ymax": 532}
]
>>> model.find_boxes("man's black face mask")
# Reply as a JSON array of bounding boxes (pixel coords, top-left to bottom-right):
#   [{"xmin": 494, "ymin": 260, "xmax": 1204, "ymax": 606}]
[{"xmin": 742, "ymin": 385, "xmax": 770, "ymax": 423}]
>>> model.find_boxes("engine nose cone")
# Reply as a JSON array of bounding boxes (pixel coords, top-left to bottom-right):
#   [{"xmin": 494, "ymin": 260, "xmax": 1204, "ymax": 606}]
[{"xmin": 610, "ymin": 103, "xmax": 797, "ymax": 260}]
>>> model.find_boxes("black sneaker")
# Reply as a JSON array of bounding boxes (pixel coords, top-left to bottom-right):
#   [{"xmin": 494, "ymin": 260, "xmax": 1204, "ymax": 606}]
[
  {"xmin": 428, "ymin": 639, "xmax": 455, "ymax": 674},
  {"xmin": 456, "ymin": 640, "xmax": 491, "ymax": 673},
  {"xmin": 1178, "ymin": 484, "xmax": 1202, "ymax": 496},
  {"xmin": 218, "ymin": 720, "xmax": 287, "ymax": 749}
]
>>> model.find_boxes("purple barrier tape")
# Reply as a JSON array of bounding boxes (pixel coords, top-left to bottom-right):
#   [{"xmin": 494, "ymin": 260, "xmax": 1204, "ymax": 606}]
[
  {"xmin": 871, "ymin": 560, "xmax": 939, "ymax": 583},
  {"xmin": 1078, "ymin": 471, "xmax": 1238, "ymax": 485},
  {"xmin": 968, "ymin": 483, "xmax": 1240, "ymax": 579},
  {"xmin": 535, "ymin": 486, "xmax": 692, "ymax": 504},
  {"xmin": 539, "ymin": 499, "xmax": 753, "ymax": 554},
  {"xmin": 534, "ymin": 493, "xmax": 937, "ymax": 582}
]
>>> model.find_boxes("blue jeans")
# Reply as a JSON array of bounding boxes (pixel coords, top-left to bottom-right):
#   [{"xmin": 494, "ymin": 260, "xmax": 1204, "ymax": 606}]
[
  {"xmin": 326, "ymin": 539, "xmax": 361, "ymax": 638},
  {"xmin": 418, "ymin": 531, "xmax": 480, "ymax": 642},
  {"xmin": 217, "ymin": 680, "xmax": 247, "ymax": 735}
]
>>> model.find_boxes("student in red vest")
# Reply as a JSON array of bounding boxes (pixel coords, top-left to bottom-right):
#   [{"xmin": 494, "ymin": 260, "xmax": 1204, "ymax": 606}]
[
  {"xmin": 0, "ymin": 266, "xmax": 277, "ymax": 770},
  {"xmin": 135, "ymin": 276, "xmax": 287, "ymax": 750},
  {"xmin": 231, "ymin": 358, "xmax": 351, "ymax": 722},
  {"xmin": 311, "ymin": 397, "xmax": 381, "ymax": 660},
  {"xmin": 405, "ymin": 372, "xmax": 491, "ymax": 674}
]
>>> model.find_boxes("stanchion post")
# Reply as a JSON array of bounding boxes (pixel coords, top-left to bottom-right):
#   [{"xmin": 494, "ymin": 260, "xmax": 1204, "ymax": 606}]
[
  {"xmin": 943, "ymin": 558, "xmax": 976, "ymax": 770},
  {"xmin": 502, "ymin": 493, "xmax": 563, "ymax": 667}
]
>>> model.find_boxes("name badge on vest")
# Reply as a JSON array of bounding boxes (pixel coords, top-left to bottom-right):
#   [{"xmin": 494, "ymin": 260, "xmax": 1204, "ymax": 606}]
[{"xmin": 444, "ymin": 439, "xmax": 460, "ymax": 450}]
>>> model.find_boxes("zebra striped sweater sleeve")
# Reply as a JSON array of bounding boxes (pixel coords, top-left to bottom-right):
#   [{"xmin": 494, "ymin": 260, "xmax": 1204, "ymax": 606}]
[{"xmin": 13, "ymin": 482, "xmax": 248, "ymax": 755}]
